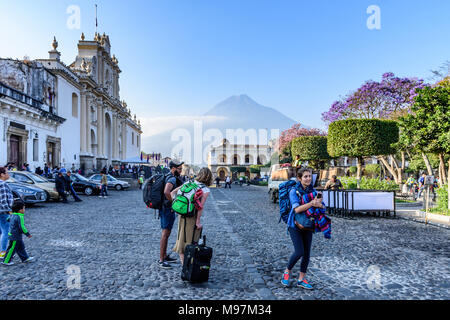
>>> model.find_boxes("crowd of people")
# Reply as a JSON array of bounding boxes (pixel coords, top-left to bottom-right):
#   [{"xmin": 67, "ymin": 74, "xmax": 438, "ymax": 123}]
[{"xmin": 2, "ymin": 158, "xmax": 335, "ymax": 291}]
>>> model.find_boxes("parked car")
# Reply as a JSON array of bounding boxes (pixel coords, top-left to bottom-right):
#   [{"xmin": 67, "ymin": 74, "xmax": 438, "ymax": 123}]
[
  {"xmin": 88, "ymin": 174, "xmax": 130, "ymax": 191},
  {"xmin": 9, "ymin": 171, "xmax": 59, "ymax": 201},
  {"xmin": 70, "ymin": 173, "xmax": 101, "ymax": 196},
  {"xmin": 6, "ymin": 178, "xmax": 47, "ymax": 205}
]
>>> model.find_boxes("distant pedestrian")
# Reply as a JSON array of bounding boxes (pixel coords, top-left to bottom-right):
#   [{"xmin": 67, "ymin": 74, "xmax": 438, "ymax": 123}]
[
  {"xmin": 215, "ymin": 176, "xmax": 220, "ymax": 188},
  {"xmin": 55, "ymin": 172, "xmax": 68, "ymax": 203},
  {"xmin": 225, "ymin": 176, "xmax": 231, "ymax": 189},
  {"xmin": 2, "ymin": 200, "xmax": 34, "ymax": 266},
  {"xmin": 416, "ymin": 173, "xmax": 427, "ymax": 200},
  {"xmin": 138, "ymin": 175, "xmax": 144, "ymax": 190},
  {"xmin": 99, "ymin": 171, "xmax": 108, "ymax": 198},
  {"xmin": 0, "ymin": 167, "xmax": 13, "ymax": 258}
]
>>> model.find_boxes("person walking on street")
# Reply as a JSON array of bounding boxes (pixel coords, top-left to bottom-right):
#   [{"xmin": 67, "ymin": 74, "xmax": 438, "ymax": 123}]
[
  {"xmin": 158, "ymin": 160, "xmax": 184, "ymax": 269},
  {"xmin": 65, "ymin": 172, "xmax": 82, "ymax": 202},
  {"xmin": 0, "ymin": 167, "xmax": 13, "ymax": 258},
  {"xmin": 215, "ymin": 176, "xmax": 220, "ymax": 188},
  {"xmin": 2, "ymin": 200, "xmax": 34, "ymax": 265},
  {"xmin": 99, "ymin": 171, "xmax": 108, "ymax": 198},
  {"xmin": 281, "ymin": 168, "xmax": 331, "ymax": 290},
  {"xmin": 416, "ymin": 173, "xmax": 427, "ymax": 200},
  {"xmin": 171, "ymin": 167, "xmax": 212, "ymax": 265},
  {"xmin": 138, "ymin": 175, "xmax": 144, "ymax": 190},
  {"xmin": 225, "ymin": 176, "xmax": 231, "ymax": 189},
  {"xmin": 55, "ymin": 172, "xmax": 68, "ymax": 203}
]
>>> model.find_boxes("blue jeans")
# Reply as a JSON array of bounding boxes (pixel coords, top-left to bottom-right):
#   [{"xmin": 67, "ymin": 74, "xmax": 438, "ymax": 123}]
[
  {"xmin": 0, "ymin": 214, "xmax": 10, "ymax": 252},
  {"xmin": 287, "ymin": 226, "xmax": 313, "ymax": 273},
  {"xmin": 69, "ymin": 185, "xmax": 82, "ymax": 201},
  {"xmin": 100, "ymin": 185, "xmax": 108, "ymax": 197}
]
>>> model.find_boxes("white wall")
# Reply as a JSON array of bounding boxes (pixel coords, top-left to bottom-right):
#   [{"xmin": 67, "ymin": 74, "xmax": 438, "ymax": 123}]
[
  {"xmin": 55, "ymin": 75, "xmax": 81, "ymax": 170},
  {"xmin": 125, "ymin": 124, "xmax": 140, "ymax": 160}
]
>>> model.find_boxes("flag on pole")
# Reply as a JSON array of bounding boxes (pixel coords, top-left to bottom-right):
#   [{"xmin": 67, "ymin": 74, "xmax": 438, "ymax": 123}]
[
  {"xmin": 147, "ymin": 154, "xmax": 149, "ymax": 163},
  {"xmin": 140, "ymin": 152, "xmax": 143, "ymax": 161}
]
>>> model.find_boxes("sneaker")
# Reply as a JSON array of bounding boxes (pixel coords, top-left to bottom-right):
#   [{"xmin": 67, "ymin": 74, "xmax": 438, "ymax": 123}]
[
  {"xmin": 23, "ymin": 257, "xmax": 35, "ymax": 263},
  {"xmin": 297, "ymin": 278, "xmax": 313, "ymax": 290},
  {"xmin": 99, "ymin": 196, "xmax": 103, "ymax": 198},
  {"xmin": 2, "ymin": 261, "xmax": 14, "ymax": 266},
  {"xmin": 164, "ymin": 255, "xmax": 177, "ymax": 263},
  {"xmin": 281, "ymin": 271, "xmax": 291, "ymax": 286},
  {"xmin": 158, "ymin": 260, "xmax": 172, "ymax": 269},
  {"xmin": 0, "ymin": 251, "xmax": 5, "ymax": 258}
]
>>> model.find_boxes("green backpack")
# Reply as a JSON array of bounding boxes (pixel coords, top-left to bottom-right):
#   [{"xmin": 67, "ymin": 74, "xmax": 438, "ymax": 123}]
[{"xmin": 172, "ymin": 181, "xmax": 203, "ymax": 217}]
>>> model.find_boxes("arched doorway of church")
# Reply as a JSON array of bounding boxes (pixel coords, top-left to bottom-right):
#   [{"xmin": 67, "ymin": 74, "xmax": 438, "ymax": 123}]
[{"xmin": 217, "ymin": 168, "xmax": 227, "ymax": 180}]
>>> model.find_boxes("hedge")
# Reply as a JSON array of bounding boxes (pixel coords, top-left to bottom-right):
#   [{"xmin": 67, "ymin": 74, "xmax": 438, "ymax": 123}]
[
  {"xmin": 290, "ymin": 136, "xmax": 330, "ymax": 161},
  {"xmin": 339, "ymin": 177, "xmax": 399, "ymax": 191},
  {"xmin": 327, "ymin": 119, "xmax": 399, "ymax": 157}
]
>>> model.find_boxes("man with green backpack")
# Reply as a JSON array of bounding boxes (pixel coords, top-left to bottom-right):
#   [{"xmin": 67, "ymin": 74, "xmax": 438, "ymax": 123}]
[{"xmin": 158, "ymin": 160, "xmax": 184, "ymax": 269}]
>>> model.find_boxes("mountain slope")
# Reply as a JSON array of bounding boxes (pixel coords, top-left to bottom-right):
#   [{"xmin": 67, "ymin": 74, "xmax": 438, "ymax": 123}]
[{"xmin": 141, "ymin": 95, "xmax": 299, "ymax": 163}]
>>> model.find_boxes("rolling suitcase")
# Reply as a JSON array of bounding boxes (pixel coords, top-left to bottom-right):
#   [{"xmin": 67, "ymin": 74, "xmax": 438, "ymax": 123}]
[{"xmin": 181, "ymin": 230, "xmax": 213, "ymax": 283}]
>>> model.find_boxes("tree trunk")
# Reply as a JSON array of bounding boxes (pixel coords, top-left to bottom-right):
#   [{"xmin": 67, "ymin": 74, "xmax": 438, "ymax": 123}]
[
  {"xmin": 438, "ymin": 153, "xmax": 447, "ymax": 186},
  {"xmin": 448, "ymin": 159, "xmax": 450, "ymax": 211},
  {"xmin": 378, "ymin": 155, "xmax": 401, "ymax": 183},
  {"xmin": 356, "ymin": 156, "xmax": 363, "ymax": 188},
  {"xmin": 422, "ymin": 152, "xmax": 434, "ymax": 175}
]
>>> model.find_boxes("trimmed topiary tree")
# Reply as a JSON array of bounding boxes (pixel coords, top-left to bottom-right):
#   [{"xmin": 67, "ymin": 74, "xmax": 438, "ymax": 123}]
[
  {"xmin": 328, "ymin": 119, "xmax": 399, "ymax": 183},
  {"xmin": 291, "ymin": 136, "xmax": 330, "ymax": 169}
]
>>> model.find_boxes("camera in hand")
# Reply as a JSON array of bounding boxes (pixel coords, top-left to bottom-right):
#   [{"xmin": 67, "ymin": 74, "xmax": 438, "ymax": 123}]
[{"xmin": 317, "ymin": 192, "xmax": 323, "ymax": 199}]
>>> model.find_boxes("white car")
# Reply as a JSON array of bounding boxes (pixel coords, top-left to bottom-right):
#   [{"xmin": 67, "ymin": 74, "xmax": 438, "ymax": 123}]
[{"xmin": 88, "ymin": 174, "xmax": 130, "ymax": 191}]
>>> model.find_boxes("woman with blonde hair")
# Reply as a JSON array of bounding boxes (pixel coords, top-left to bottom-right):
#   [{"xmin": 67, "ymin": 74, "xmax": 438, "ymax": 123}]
[{"xmin": 171, "ymin": 167, "xmax": 212, "ymax": 265}]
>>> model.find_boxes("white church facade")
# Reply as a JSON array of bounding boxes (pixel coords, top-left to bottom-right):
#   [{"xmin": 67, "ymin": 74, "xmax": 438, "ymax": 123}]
[{"xmin": 0, "ymin": 33, "xmax": 142, "ymax": 173}]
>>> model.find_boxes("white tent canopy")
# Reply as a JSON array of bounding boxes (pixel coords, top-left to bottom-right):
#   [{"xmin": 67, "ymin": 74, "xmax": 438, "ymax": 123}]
[{"xmin": 122, "ymin": 156, "xmax": 149, "ymax": 164}]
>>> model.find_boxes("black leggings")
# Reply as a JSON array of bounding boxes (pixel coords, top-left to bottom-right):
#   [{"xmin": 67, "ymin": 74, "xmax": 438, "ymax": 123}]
[{"xmin": 287, "ymin": 227, "xmax": 313, "ymax": 273}]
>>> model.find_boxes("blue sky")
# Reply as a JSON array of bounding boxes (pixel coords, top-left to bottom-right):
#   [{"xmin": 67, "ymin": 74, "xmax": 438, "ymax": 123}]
[{"xmin": 1, "ymin": 0, "xmax": 449, "ymax": 133}]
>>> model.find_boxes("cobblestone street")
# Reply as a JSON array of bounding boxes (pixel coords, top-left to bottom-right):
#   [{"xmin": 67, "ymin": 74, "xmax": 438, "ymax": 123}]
[{"xmin": 1, "ymin": 185, "xmax": 449, "ymax": 300}]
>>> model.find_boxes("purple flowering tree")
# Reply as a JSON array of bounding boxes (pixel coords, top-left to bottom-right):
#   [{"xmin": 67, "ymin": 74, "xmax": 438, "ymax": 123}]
[{"xmin": 322, "ymin": 73, "xmax": 426, "ymax": 184}]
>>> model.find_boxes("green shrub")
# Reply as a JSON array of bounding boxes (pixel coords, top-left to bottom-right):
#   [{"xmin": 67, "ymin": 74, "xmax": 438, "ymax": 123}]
[
  {"xmin": 436, "ymin": 184, "xmax": 449, "ymax": 212},
  {"xmin": 365, "ymin": 164, "xmax": 381, "ymax": 177},
  {"xmin": 327, "ymin": 119, "xmax": 399, "ymax": 158},
  {"xmin": 349, "ymin": 166, "xmax": 357, "ymax": 175},
  {"xmin": 291, "ymin": 136, "xmax": 330, "ymax": 161},
  {"xmin": 339, "ymin": 176, "xmax": 399, "ymax": 191}
]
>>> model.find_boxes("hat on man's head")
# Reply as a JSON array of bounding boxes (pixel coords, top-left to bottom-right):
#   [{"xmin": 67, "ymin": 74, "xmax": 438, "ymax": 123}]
[{"xmin": 169, "ymin": 160, "xmax": 184, "ymax": 168}]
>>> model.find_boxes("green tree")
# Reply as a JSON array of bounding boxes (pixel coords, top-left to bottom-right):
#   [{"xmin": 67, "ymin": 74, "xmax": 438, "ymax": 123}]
[
  {"xmin": 398, "ymin": 85, "xmax": 450, "ymax": 209},
  {"xmin": 290, "ymin": 136, "xmax": 330, "ymax": 169},
  {"xmin": 328, "ymin": 119, "xmax": 399, "ymax": 184}
]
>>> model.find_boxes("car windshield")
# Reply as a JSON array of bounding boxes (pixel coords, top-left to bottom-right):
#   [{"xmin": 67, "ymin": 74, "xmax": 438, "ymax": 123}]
[
  {"xmin": 108, "ymin": 175, "xmax": 117, "ymax": 181},
  {"xmin": 29, "ymin": 173, "xmax": 48, "ymax": 183},
  {"xmin": 74, "ymin": 174, "xmax": 89, "ymax": 182}
]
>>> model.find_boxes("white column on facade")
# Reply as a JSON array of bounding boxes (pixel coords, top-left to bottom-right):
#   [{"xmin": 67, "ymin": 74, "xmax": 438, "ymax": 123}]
[
  {"xmin": 97, "ymin": 101, "xmax": 103, "ymax": 157},
  {"xmin": 80, "ymin": 92, "xmax": 86, "ymax": 152},
  {"xmin": 112, "ymin": 114, "xmax": 116, "ymax": 159},
  {"xmin": 86, "ymin": 94, "xmax": 92, "ymax": 153},
  {"xmin": 122, "ymin": 121, "xmax": 127, "ymax": 160}
]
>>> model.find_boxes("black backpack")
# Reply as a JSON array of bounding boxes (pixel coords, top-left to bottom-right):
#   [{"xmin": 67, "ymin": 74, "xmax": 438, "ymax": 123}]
[{"xmin": 143, "ymin": 173, "xmax": 172, "ymax": 210}]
